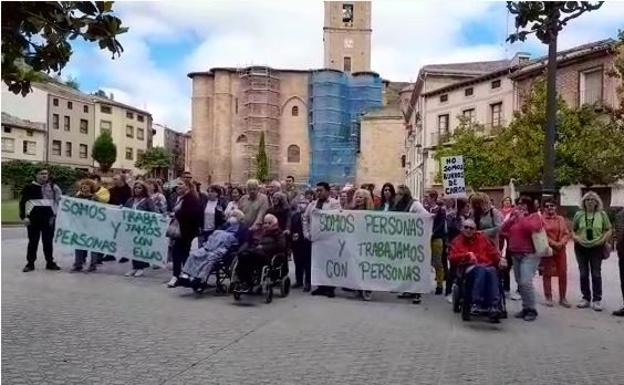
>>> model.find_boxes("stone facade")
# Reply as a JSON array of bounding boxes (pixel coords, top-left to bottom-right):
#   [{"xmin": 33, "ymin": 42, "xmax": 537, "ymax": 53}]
[
  {"xmin": 356, "ymin": 107, "xmax": 404, "ymax": 188},
  {"xmin": 323, "ymin": 1, "xmax": 371, "ymax": 73},
  {"xmin": 189, "ymin": 68, "xmax": 310, "ymax": 185},
  {"xmin": 189, "ymin": 1, "xmax": 412, "ymax": 187}
]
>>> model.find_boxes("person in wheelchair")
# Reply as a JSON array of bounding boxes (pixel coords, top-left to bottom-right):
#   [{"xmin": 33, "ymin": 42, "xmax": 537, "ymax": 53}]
[
  {"xmin": 178, "ymin": 210, "xmax": 249, "ymax": 290},
  {"xmin": 449, "ymin": 219, "xmax": 508, "ymax": 322},
  {"xmin": 234, "ymin": 213, "xmax": 286, "ymax": 292}
]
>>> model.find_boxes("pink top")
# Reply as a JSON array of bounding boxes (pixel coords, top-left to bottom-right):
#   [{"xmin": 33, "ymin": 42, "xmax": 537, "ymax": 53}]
[{"xmin": 501, "ymin": 213, "xmax": 543, "ymax": 254}]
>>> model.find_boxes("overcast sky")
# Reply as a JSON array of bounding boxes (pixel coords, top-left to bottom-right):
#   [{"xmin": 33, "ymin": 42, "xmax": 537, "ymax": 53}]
[{"xmin": 64, "ymin": 0, "xmax": 624, "ymax": 132}]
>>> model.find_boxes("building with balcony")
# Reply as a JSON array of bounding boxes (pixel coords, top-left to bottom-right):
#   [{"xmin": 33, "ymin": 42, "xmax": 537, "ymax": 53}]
[
  {"xmin": 402, "ymin": 58, "xmax": 516, "ymax": 198},
  {"xmin": 403, "ymin": 38, "xmax": 621, "ymax": 198}
]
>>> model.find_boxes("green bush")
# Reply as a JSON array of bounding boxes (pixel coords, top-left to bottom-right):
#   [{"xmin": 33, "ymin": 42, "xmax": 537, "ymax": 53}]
[{"xmin": 1, "ymin": 160, "xmax": 88, "ymax": 198}]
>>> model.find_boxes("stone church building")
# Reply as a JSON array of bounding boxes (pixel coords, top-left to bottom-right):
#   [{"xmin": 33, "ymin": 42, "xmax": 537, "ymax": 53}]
[{"xmin": 189, "ymin": 2, "xmax": 409, "ymax": 187}]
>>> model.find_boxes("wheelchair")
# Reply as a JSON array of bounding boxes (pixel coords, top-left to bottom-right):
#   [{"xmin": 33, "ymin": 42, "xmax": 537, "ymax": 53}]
[
  {"xmin": 176, "ymin": 247, "xmax": 239, "ymax": 295},
  {"xmin": 451, "ymin": 263, "xmax": 507, "ymax": 322},
  {"xmin": 189, "ymin": 252, "xmax": 238, "ymax": 295},
  {"xmin": 229, "ymin": 252, "xmax": 291, "ymax": 303}
]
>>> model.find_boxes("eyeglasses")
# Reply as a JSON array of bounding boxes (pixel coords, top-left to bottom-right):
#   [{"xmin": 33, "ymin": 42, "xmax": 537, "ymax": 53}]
[
  {"xmin": 545, "ymin": 204, "xmax": 556, "ymax": 208},
  {"xmin": 463, "ymin": 226, "xmax": 476, "ymax": 230}
]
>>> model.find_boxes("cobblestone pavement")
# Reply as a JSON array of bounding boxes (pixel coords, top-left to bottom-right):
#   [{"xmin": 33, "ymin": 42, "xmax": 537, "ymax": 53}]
[{"xmin": 2, "ymin": 226, "xmax": 623, "ymax": 385}]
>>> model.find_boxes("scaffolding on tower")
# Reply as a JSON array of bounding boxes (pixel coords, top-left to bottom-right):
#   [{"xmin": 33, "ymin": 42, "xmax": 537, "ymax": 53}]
[{"xmin": 239, "ymin": 66, "xmax": 281, "ymax": 181}]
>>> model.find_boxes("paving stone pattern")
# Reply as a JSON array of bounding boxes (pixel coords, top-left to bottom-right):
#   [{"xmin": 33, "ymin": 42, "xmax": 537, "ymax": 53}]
[{"xmin": 2, "ymin": 227, "xmax": 623, "ymax": 385}]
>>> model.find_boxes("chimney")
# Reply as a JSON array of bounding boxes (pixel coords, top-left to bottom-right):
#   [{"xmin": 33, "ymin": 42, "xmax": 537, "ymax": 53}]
[
  {"xmin": 109, "ymin": 93, "xmax": 115, "ymax": 100},
  {"xmin": 511, "ymin": 52, "xmax": 531, "ymax": 67}
]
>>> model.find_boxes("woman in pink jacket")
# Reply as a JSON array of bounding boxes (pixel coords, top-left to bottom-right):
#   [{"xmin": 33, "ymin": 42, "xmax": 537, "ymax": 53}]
[{"xmin": 501, "ymin": 196, "xmax": 544, "ymax": 322}]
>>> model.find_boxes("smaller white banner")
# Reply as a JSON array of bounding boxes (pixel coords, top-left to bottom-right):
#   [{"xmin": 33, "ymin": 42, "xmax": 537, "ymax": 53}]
[
  {"xmin": 310, "ymin": 210, "xmax": 433, "ymax": 293},
  {"xmin": 441, "ymin": 155, "xmax": 466, "ymax": 197},
  {"xmin": 54, "ymin": 197, "xmax": 169, "ymax": 267}
]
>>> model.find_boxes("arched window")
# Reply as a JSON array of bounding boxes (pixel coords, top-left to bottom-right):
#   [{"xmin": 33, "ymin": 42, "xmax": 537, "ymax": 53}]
[
  {"xmin": 236, "ymin": 134, "xmax": 247, "ymax": 143},
  {"xmin": 287, "ymin": 144, "xmax": 300, "ymax": 163},
  {"xmin": 291, "ymin": 105, "xmax": 299, "ymax": 116}
]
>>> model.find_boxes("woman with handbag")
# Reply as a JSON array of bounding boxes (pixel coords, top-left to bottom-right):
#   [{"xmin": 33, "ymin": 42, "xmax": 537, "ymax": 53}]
[
  {"xmin": 540, "ymin": 198, "xmax": 571, "ymax": 308},
  {"xmin": 167, "ymin": 179, "xmax": 202, "ymax": 288},
  {"xmin": 572, "ymin": 191, "xmax": 612, "ymax": 311},
  {"xmin": 501, "ymin": 196, "xmax": 544, "ymax": 321},
  {"xmin": 124, "ymin": 181, "xmax": 156, "ymax": 278}
]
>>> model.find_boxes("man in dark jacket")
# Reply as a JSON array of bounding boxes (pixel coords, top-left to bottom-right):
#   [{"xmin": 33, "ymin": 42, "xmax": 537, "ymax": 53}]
[
  {"xmin": 19, "ymin": 169, "xmax": 62, "ymax": 272},
  {"xmin": 108, "ymin": 173, "xmax": 131, "ymax": 206}
]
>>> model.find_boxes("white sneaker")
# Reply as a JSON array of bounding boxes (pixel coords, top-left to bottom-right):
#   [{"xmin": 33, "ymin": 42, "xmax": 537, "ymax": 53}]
[
  {"xmin": 577, "ymin": 299, "xmax": 591, "ymax": 309},
  {"xmin": 167, "ymin": 277, "xmax": 178, "ymax": 288},
  {"xmin": 592, "ymin": 301, "xmax": 602, "ymax": 312},
  {"xmin": 133, "ymin": 269, "xmax": 144, "ymax": 277},
  {"xmin": 125, "ymin": 269, "xmax": 137, "ymax": 277},
  {"xmin": 510, "ymin": 292, "xmax": 521, "ymax": 301},
  {"xmin": 446, "ymin": 295, "xmax": 453, "ymax": 304}
]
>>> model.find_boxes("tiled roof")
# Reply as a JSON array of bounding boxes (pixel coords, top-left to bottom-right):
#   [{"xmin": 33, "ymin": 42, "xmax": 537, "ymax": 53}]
[
  {"xmin": 421, "ymin": 59, "xmax": 511, "ymax": 76},
  {"xmin": 1, "ymin": 112, "xmax": 46, "ymax": 132},
  {"xmin": 91, "ymin": 95, "xmax": 152, "ymax": 117},
  {"xmin": 510, "ymin": 38, "xmax": 615, "ymax": 78}
]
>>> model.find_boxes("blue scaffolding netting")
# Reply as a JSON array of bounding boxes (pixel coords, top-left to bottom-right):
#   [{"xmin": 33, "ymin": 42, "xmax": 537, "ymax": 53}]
[{"xmin": 308, "ymin": 70, "xmax": 382, "ymax": 185}]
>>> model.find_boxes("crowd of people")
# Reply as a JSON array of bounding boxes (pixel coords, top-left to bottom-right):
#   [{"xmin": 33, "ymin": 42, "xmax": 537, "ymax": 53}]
[{"xmin": 19, "ymin": 169, "xmax": 624, "ymax": 319}]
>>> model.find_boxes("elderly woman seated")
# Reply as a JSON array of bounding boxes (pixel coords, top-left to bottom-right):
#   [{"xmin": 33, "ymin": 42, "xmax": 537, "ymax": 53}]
[
  {"xmin": 178, "ymin": 210, "xmax": 249, "ymax": 289},
  {"xmin": 234, "ymin": 213, "xmax": 286, "ymax": 292},
  {"xmin": 449, "ymin": 219, "xmax": 507, "ymax": 322}
]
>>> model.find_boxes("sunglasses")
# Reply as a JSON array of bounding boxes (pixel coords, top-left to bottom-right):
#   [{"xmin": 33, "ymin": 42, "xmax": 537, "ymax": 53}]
[
  {"xmin": 545, "ymin": 204, "xmax": 556, "ymax": 208},
  {"xmin": 463, "ymin": 226, "xmax": 476, "ymax": 230}
]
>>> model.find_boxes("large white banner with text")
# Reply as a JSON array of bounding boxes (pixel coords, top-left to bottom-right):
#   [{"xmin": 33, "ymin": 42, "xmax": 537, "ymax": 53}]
[
  {"xmin": 311, "ymin": 210, "xmax": 433, "ymax": 293},
  {"xmin": 54, "ymin": 197, "xmax": 169, "ymax": 267}
]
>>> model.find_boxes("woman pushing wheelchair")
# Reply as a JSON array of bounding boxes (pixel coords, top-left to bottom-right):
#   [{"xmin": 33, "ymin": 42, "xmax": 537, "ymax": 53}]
[{"xmin": 449, "ymin": 219, "xmax": 508, "ymax": 323}]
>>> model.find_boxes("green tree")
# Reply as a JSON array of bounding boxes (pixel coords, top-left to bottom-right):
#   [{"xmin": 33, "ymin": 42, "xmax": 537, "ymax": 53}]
[
  {"xmin": 256, "ymin": 131, "xmax": 269, "ymax": 182},
  {"xmin": 135, "ymin": 147, "xmax": 171, "ymax": 178},
  {"xmin": 92, "ymin": 131, "xmax": 117, "ymax": 172},
  {"xmin": 506, "ymin": 2, "xmax": 604, "ymax": 44},
  {"xmin": 435, "ymin": 120, "xmax": 508, "ymax": 190},
  {"xmin": 507, "ymin": 1, "xmax": 604, "ymax": 194},
  {"xmin": 607, "ymin": 29, "xmax": 624, "ymax": 116},
  {"xmin": 2, "ymin": 1, "xmax": 128, "ymax": 96},
  {"xmin": 497, "ymin": 80, "xmax": 624, "ymax": 186},
  {"xmin": 437, "ymin": 80, "xmax": 624, "ymax": 188}
]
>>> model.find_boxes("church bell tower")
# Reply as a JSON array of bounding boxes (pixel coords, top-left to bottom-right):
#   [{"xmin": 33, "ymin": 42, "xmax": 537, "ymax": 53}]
[{"xmin": 323, "ymin": 1, "xmax": 372, "ymax": 73}]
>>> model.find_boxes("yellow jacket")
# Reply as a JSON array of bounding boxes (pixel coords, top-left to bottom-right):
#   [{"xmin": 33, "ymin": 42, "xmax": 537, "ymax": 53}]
[{"xmin": 94, "ymin": 186, "xmax": 110, "ymax": 203}]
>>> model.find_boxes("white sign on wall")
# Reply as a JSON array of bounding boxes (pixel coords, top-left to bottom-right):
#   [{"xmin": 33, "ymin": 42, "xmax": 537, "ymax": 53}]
[{"xmin": 441, "ymin": 155, "xmax": 466, "ymax": 197}]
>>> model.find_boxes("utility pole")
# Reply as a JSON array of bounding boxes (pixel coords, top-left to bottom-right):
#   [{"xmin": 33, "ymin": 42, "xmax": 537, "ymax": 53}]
[{"xmin": 543, "ymin": 4, "xmax": 559, "ymax": 199}]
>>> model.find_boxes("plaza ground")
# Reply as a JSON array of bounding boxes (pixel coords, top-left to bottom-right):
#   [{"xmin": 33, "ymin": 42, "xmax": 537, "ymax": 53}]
[{"xmin": 2, "ymin": 226, "xmax": 623, "ymax": 385}]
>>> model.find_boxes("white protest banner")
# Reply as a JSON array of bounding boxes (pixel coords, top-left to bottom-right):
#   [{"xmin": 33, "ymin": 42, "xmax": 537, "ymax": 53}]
[
  {"xmin": 310, "ymin": 210, "xmax": 433, "ymax": 293},
  {"xmin": 54, "ymin": 196, "xmax": 169, "ymax": 267},
  {"xmin": 441, "ymin": 155, "xmax": 466, "ymax": 197}
]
